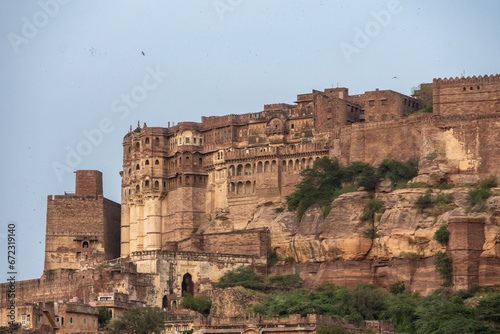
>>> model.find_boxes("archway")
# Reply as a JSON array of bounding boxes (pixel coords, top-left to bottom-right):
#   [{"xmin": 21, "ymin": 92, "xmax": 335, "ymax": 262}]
[
  {"xmin": 162, "ymin": 295, "xmax": 168, "ymax": 310},
  {"xmin": 182, "ymin": 273, "xmax": 194, "ymax": 296}
]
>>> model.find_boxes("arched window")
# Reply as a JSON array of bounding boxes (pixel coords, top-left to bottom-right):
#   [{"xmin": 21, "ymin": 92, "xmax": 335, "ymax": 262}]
[
  {"xmin": 162, "ymin": 296, "xmax": 168, "ymax": 310},
  {"xmin": 145, "ymin": 180, "xmax": 150, "ymax": 187},
  {"xmin": 136, "ymin": 164, "xmax": 140, "ymax": 170},
  {"xmin": 182, "ymin": 273, "xmax": 194, "ymax": 296},
  {"xmin": 199, "ymin": 158, "xmax": 202, "ymax": 167},
  {"xmin": 288, "ymin": 160, "xmax": 293, "ymax": 172},
  {"xmin": 229, "ymin": 182, "xmax": 235, "ymax": 192},
  {"xmin": 154, "ymin": 137, "xmax": 159, "ymax": 146},
  {"xmin": 145, "ymin": 160, "xmax": 150, "ymax": 165},
  {"xmin": 135, "ymin": 142, "xmax": 140, "ymax": 150},
  {"xmin": 271, "ymin": 160, "xmax": 277, "ymax": 172},
  {"xmin": 82, "ymin": 241, "xmax": 89, "ymax": 248},
  {"xmin": 128, "ymin": 147, "xmax": 131, "ymax": 153},
  {"xmin": 155, "ymin": 181, "xmax": 159, "ymax": 189},
  {"xmin": 295, "ymin": 159, "xmax": 300, "ymax": 171},
  {"xmin": 264, "ymin": 161, "xmax": 270, "ymax": 172},
  {"xmin": 245, "ymin": 164, "xmax": 252, "ymax": 175},
  {"xmin": 185, "ymin": 156, "xmax": 190, "ymax": 166},
  {"xmin": 155, "ymin": 159, "xmax": 159, "ymax": 165},
  {"xmin": 257, "ymin": 162, "xmax": 263, "ymax": 173},
  {"xmin": 228, "ymin": 165, "xmax": 235, "ymax": 177},
  {"xmin": 136, "ymin": 185, "xmax": 140, "ymax": 192},
  {"xmin": 237, "ymin": 165, "xmax": 243, "ymax": 176},
  {"xmin": 145, "ymin": 137, "xmax": 150, "ymax": 144},
  {"xmin": 245, "ymin": 181, "xmax": 252, "ymax": 194},
  {"xmin": 282, "ymin": 160, "xmax": 287, "ymax": 171},
  {"xmin": 237, "ymin": 182, "xmax": 244, "ymax": 194}
]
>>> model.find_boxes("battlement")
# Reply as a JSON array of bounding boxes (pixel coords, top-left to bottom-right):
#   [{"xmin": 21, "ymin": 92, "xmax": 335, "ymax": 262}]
[{"xmin": 433, "ymin": 74, "xmax": 500, "ymax": 86}]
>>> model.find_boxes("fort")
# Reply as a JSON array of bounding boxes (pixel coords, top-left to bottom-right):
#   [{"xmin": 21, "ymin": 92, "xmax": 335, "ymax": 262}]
[{"xmin": 1, "ymin": 74, "xmax": 500, "ymax": 333}]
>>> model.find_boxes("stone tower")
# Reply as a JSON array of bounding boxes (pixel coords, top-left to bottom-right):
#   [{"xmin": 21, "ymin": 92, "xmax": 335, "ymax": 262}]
[{"xmin": 44, "ymin": 170, "xmax": 121, "ymax": 271}]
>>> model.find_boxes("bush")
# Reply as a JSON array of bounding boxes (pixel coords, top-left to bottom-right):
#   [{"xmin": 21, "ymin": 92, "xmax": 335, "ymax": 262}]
[
  {"xmin": 284, "ymin": 256, "xmax": 295, "ymax": 264},
  {"xmin": 399, "ymin": 251, "xmax": 420, "ymax": 259},
  {"xmin": 216, "ymin": 266, "xmax": 264, "ymax": 290},
  {"xmin": 435, "ymin": 193, "xmax": 454, "ymax": 207},
  {"xmin": 274, "ymin": 207, "xmax": 285, "ymax": 213},
  {"xmin": 108, "ymin": 307, "xmax": 164, "ymax": 334},
  {"xmin": 433, "ymin": 251, "xmax": 452, "ymax": 286},
  {"xmin": 363, "ymin": 227, "xmax": 380, "ymax": 239},
  {"xmin": 322, "ymin": 206, "xmax": 332, "ymax": 219},
  {"xmin": 467, "ymin": 188, "xmax": 491, "ymax": 209},
  {"xmin": 267, "ymin": 275, "xmax": 302, "ymax": 289},
  {"xmin": 361, "ymin": 199, "xmax": 385, "ymax": 222},
  {"xmin": 377, "ymin": 158, "xmax": 418, "ymax": 185},
  {"xmin": 390, "ymin": 281, "xmax": 406, "ymax": 295},
  {"xmin": 479, "ymin": 175, "xmax": 498, "ymax": 190},
  {"xmin": 415, "ymin": 193, "xmax": 433, "ymax": 209},
  {"xmin": 267, "ymin": 251, "xmax": 280, "ymax": 267},
  {"xmin": 476, "ymin": 293, "xmax": 500, "ymax": 325},
  {"xmin": 434, "ymin": 225, "xmax": 450, "ymax": 246},
  {"xmin": 181, "ymin": 293, "xmax": 212, "ymax": 316},
  {"xmin": 97, "ymin": 306, "xmax": 112, "ymax": 327}
]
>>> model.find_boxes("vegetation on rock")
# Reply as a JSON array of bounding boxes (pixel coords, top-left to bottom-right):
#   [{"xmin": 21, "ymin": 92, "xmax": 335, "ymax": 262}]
[
  {"xmin": 107, "ymin": 307, "xmax": 164, "ymax": 334},
  {"xmin": 433, "ymin": 251, "xmax": 453, "ymax": 286},
  {"xmin": 181, "ymin": 293, "xmax": 212, "ymax": 316},
  {"xmin": 433, "ymin": 225, "xmax": 450, "ymax": 246},
  {"xmin": 286, "ymin": 157, "xmax": 416, "ymax": 220},
  {"xmin": 216, "ymin": 266, "xmax": 265, "ymax": 290},
  {"xmin": 248, "ymin": 283, "xmax": 500, "ymax": 334}
]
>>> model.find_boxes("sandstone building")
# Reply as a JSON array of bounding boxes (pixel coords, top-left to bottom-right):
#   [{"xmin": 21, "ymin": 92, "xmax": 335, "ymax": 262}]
[{"xmin": 1, "ymin": 74, "xmax": 500, "ymax": 333}]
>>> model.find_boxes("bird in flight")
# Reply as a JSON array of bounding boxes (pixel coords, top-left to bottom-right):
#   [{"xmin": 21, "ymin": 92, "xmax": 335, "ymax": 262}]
[{"xmin": 142, "ymin": 51, "xmax": 145, "ymax": 56}]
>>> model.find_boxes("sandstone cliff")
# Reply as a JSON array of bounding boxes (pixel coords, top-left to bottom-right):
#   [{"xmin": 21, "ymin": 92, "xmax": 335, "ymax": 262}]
[{"xmin": 203, "ymin": 182, "xmax": 500, "ymax": 294}]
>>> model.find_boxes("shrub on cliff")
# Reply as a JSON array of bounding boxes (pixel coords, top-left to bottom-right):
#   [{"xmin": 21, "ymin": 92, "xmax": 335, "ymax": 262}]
[
  {"xmin": 433, "ymin": 251, "xmax": 452, "ymax": 286},
  {"xmin": 434, "ymin": 225, "xmax": 450, "ymax": 246},
  {"xmin": 216, "ymin": 266, "xmax": 264, "ymax": 290},
  {"xmin": 361, "ymin": 198, "xmax": 385, "ymax": 222},
  {"xmin": 181, "ymin": 293, "xmax": 212, "ymax": 316},
  {"xmin": 377, "ymin": 158, "xmax": 418, "ymax": 185}
]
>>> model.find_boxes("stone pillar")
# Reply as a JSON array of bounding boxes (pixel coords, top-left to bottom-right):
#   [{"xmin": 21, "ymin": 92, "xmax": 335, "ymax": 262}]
[
  {"xmin": 144, "ymin": 198, "xmax": 162, "ymax": 250},
  {"xmin": 448, "ymin": 217, "xmax": 485, "ymax": 291},
  {"xmin": 121, "ymin": 203, "xmax": 130, "ymax": 257},
  {"xmin": 129, "ymin": 204, "xmax": 138, "ymax": 253}
]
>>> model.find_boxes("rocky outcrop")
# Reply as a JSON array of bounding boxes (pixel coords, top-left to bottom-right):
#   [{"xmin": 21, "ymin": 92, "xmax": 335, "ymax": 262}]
[
  {"xmin": 231, "ymin": 186, "xmax": 500, "ymax": 294},
  {"xmin": 210, "ymin": 287, "xmax": 265, "ymax": 318}
]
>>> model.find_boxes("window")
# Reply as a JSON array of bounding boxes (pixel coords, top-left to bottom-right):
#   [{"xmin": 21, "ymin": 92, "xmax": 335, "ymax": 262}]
[
  {"xmin": 291, "ymin": 124, "xmax": 294, "ymax": 129},
  {"xmin": 155, "ymin": 159, "xmax": 159, "ymax": 165},
  {"xmin": 83, "ymin": 318, "xmax": 87, "ymax": 325},
  {"xmin": 22, "ymin": 315, "xmax": 26, "ymax": 325},
  {"xmin": 154, "ymin": 137, "xmax": 159, "ymax": 146},
  {"xmin": 193, "ymin": 137, "xmax": 197, "ymax": 144},
  {"xmin": 82, "ymin": 241, "xmax": 89, "ymax": 248},
  {"xmin": 37, "ymin": 315, "xmax": 42, "ymax": 323},
  {"xmin": 185, "ymin": 137, "xmax": 190, "ymax": 144},
  {"xmin": 69, "ymin": 317, "xmax": 74, "ymax": 324},
  {"xmin": 369, "ymin": 100, "xmax": 374, "ymax": 106},
  {"xmin": 136, "ymin": 164, "xmax": 140, "ymax": 170},
  {"xmin": 145, "ymin": 160, "xmax": 150, "ymax": 165},
  {"xmin": 135, "ymin": 142, "xmax": 140, "ymax": 150},
  {"xmin": 381, "ymin": 99, "xmax": 387, "ymax": 106},
  {"xmin": 369, "ymin": 116, "xmax": 374, "ymax": 121},
  {"xmin": 145, "ymin": 180, "xmax": 150, "ymax": 187},
  {"xmin": 61, "ymin": 317, "xmax": 64, "ymax": 326},
  {"xmin": 145, "ymin": 137, "xmax": 150, "ymax": 144},
  {"xmin": 155, "ymin": 181, "xmax": 159, "ymax": 189}
]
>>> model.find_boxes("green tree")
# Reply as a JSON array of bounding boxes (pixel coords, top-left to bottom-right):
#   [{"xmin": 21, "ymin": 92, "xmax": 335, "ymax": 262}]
[
  {"xmin": 108, "ymin": 307, "xmax": 164, "ymax": 334},
  {"xmin": 434, "ymin": 225, "xmax": 450, "ymax": 246},
  {"xmin": 98, "ymin": 306, "xmax": 112, "ymax": 328},
  {"xmin": 181, "ymin": 293, "xmax": 211, "ymax": 316},
  {"xmin": 476, "ymin": 293, "xmax": 500, "ymax": 325},
  {"xmin": 216, "ymin": 266, "xmax": 264, "ymax": 290}
]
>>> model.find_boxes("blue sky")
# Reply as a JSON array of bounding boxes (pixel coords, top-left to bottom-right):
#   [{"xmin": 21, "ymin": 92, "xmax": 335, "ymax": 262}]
[{"xmin": 0, "ymin": 1, "xmax": 499, "ymax": 282}]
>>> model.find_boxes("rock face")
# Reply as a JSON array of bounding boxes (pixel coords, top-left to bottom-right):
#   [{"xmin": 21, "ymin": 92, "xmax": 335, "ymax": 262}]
[
  {"xmin": 246, "ymin": 187, "xmax": 500, "ymax": 294},
  {"xmin": 210, "ymin": 287, "xmax": 265, "ymax": 318}
]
